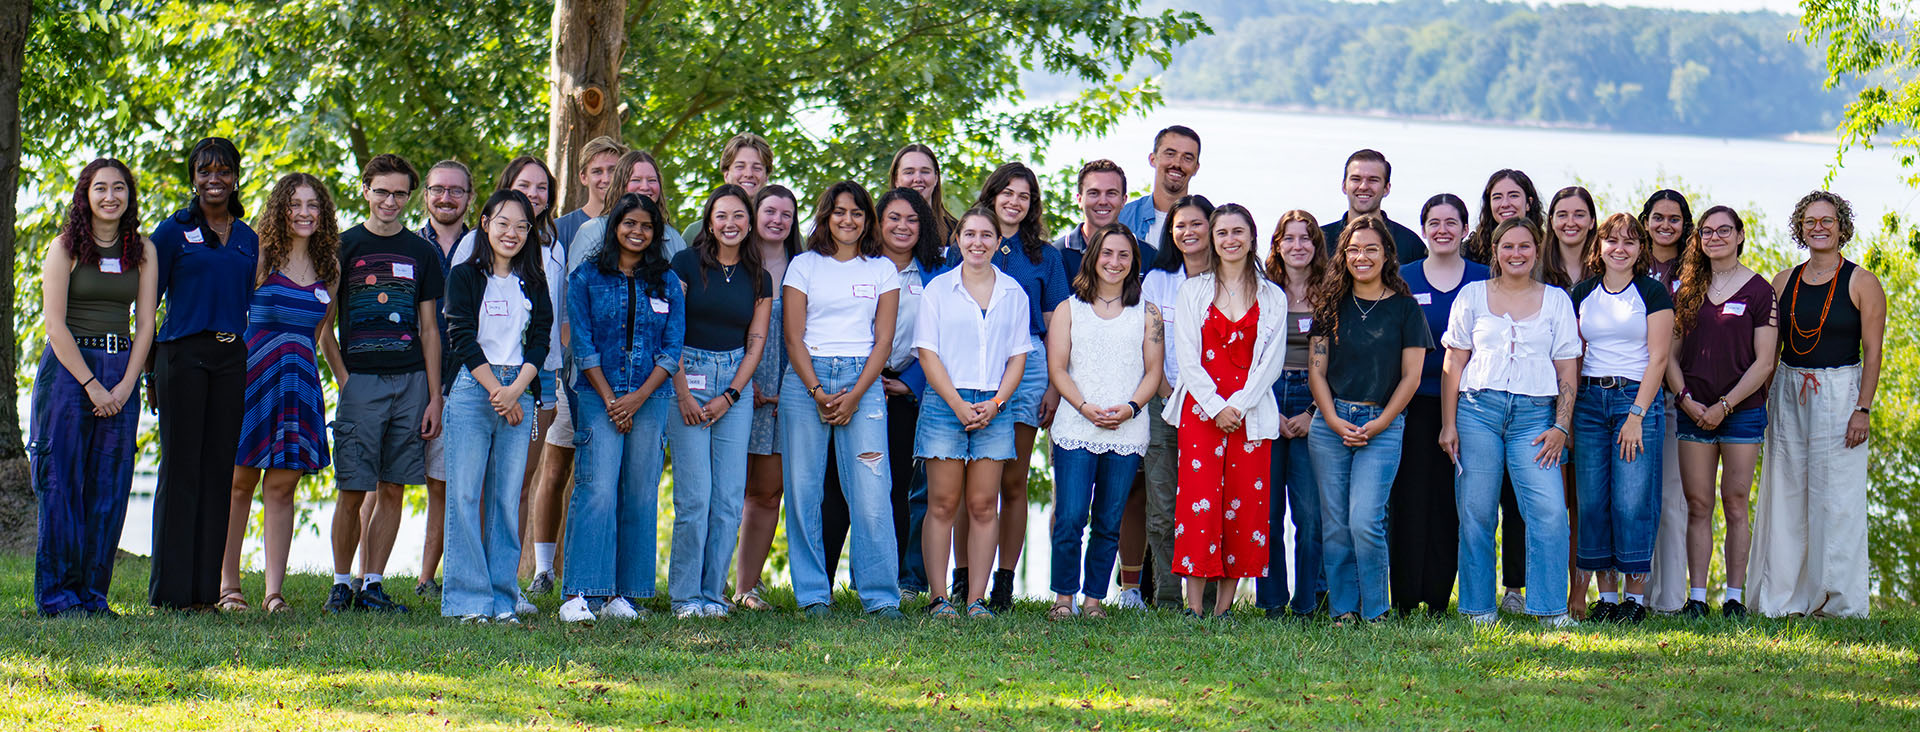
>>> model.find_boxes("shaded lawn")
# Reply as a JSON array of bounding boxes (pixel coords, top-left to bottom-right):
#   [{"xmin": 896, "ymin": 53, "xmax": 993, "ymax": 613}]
[{"xmin": 0, "ymin": 554, "xmax": 1915, "ymax": 730}]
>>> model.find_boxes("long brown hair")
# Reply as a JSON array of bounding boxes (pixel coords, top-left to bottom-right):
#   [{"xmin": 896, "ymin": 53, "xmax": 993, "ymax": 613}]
[
  {"xmin": 1673, "ymin": 206, "xmax": 1744, "ymax": 336},
  {"xmin": 61, "ymin": 158, "xmax": 143, "ymax": 269},
  {"xmin": 972, "ymin": 162, "xmax": 1048, "ymax": 262},
  {"xmin": 1538, "ymin": 186, "xmax": 1596, "ymax": 289},
  {"xmin": 1206, "ymin": 204, "xmax": 1263, "ymax": 303},
  {"xmin": 1070, "ymin": 224, "xmax": 1142, "ymax": 306},
  {"xmin": 887, "ymin": 144, "xmax": 956, "ymax": 243},
  {"xmin": 689, "ymin": 184, "xmax": 767, "ymax": 297},
  {"xmin": 1310, "ymin": 215, "xmax": 1411, "ymax": 344},
  {"xmin": 805, "ymin": 181, "xmax": 879, "ymax": 258},
  {"xmin": 1263, "ymin": 209, "xmax": 1327, "ymax": 303},
  {"xmin": 1466, "ymin": 169, "xmax": 1542, "ymax": 264},
  {"xmin": 254, "ymin": 173, "xmax": 341, "ymax": 287}
]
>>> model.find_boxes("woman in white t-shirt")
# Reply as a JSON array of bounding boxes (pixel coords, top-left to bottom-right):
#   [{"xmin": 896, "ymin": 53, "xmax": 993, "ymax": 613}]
[
  {"xmin": 1134, "ymin": 194, "xmax": 1215, "ymax": 610},
  {"xmin": 1439, "ymin": 217, "xmax": 1583, "ymax": 628},
  {"xmin": 780, "ymin": 181, "xmax": 905, "ymax": 618},
  {"xmin": 440, "ymin": 190, "xmax": 552, "ymax": 623}
]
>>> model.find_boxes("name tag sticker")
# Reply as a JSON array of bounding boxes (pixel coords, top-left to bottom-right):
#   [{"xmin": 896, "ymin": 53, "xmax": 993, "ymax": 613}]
[
  {"xmin": 1722, "ymin": 301, "xmax": 1747, "ymax": 317},
  {"xmin": 98, "ymin": 258, "xmax": 122, "ymax": 274},
  {"xmin": 485, "ymin": 299, "xmax": 510, "ymax": 316},
  {"xmin": 183, "ymin": 228, "xmax": 204, "ymax": 244},
  {"xmin": 315, "ymin": 289, "xmax": 331, "ymax": 304},
  {"xmin": 907, "ymin": 283, "xmax": 923, "ymax": 296},
  {"xmin": 649, "ymin": 297, "xmax": 670, "ymax": 314},
  {"xmin": 686, "ymin": 374, "xmax": 708, "ymax": 391},
  {"xmin": 853, "ymin": 283, "xmax": 877, "ymax": 299},
  {"xmin": 392, "ymin": 263, "xmax": 415, "ymax": 280},
  {"xmin": 1414, "ymin": 292, "xmax": 1432, "ymax": 305},
  {"xmin": 1297, "ymin": 317, "xmax": 1312, "ymax": 333}
]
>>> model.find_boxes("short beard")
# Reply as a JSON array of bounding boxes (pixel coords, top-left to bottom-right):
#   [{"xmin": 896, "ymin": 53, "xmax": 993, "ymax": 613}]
[{"xmin": 430, "ymin": 208, "xmax": 468, "ymax": 227}]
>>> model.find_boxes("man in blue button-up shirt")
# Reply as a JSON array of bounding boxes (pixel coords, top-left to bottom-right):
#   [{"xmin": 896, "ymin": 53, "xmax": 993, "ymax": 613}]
[{"xmin": 1116, "ymin": 125, "xmax": 1202, "ymax": 251}]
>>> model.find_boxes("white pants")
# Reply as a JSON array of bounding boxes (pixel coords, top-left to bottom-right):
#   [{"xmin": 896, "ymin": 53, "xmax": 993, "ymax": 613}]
[
  {"xmin": 1645, "ymin": 392, "xmax": 1689, "ymax": 613},
  {"xmin": 1749, "ymin": 364, "xmax": 1871, "ymax": 618}
]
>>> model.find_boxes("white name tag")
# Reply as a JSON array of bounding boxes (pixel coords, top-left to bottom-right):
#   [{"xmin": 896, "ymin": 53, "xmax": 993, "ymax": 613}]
[
  {"xmin": 99, "ymin": 258, "xmax": 122, "ymax": 274},
  {"xmin": 183, "ymin": 228, "xmax": 204, "ymax": 244},
  {"xmin": 315, "ymin": 289, "xmax": 331, "ymax": 304},
  {"xmin": 392, "ymin": 263, "xmax": 415, "ymax": 280},
  {"xmin": 649, "ymin": 297, "xmax": 670, "ymax": 314},
  {"xmin": 686, "ymin": 374, "xmax": 708, "ymax": 390},
  {"xmin": 1414, "ymin": 292, "xmax": 1432, "ymax": 305},
  {"xmin": 1722, "ymin": 301, "xmax": 1747, "ymax": 317},
  {"xmin": 906, "ymin": 283, "xmax": 923, "ymax": 296},
  {"xmin": 485, "ymin": 299, "xmax": 510, "ymax": 316},
  {"xmin": 1297, "ymin": 317, "xmax": 1312, "ymax": 333},
  {"xmin": 852, "ymin": 283, "xmax": 877, "ymax": 299}
]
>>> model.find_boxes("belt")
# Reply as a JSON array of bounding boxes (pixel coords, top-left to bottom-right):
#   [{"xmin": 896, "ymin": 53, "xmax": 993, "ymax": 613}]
[
  {"xmin": 75, "ymin": 334, "xmax": 132, "ymax": 353},
  {"xmin": 1581, "ymin": 375, "xmax": 1638, "ymax": 389},
  {"xmin": 210, "ymin": 331, "xmax": 240, "ymax": 343}
]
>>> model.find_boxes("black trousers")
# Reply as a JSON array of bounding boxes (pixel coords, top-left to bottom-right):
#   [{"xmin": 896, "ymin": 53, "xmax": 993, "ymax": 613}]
[
  {"xmin": 1389, "ymin": 395, "xmax": 1459, "ymax": 613},
  {"xmin": 1501, "ymin": 476, "xmax": 1527, "ymax": 590},
  {"xmin": 821, "ymin": 390, "xmax": 918, "ymax": 587},
  {"xmin": 149, "ymin": 333, "xmax": 246, "ymax": 608}
]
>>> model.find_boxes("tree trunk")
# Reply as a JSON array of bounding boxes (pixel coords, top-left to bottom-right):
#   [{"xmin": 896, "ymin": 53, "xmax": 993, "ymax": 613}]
[
  {"xmin": 0, "ymin": 0, "xmax": 32, "ymax": 461},
  {"xmin": 546, "ymin": 0, "xmax": 627, "ymax": 216}
]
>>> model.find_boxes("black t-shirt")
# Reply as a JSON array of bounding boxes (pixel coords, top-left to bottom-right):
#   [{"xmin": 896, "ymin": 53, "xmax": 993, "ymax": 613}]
[
  {"xmin": 671, "ymin": 249, "xmax": 772, "ymax": 351},
  {"xmin": 1311, "ymin": 292, "xmax": 1433, "ymax": 404},
  {"xmin": 338, "ymin": 224, "xmax": 447, "ymax": 374}
]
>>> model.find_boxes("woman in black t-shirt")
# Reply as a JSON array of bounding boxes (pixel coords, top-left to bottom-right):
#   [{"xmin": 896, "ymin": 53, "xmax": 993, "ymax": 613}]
[{"xmin": 1306, "ymin": 215, "xmax": 1433, "ymax": 624}]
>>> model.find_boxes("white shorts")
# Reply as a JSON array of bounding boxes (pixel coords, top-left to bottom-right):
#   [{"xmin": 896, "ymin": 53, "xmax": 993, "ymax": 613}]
[
  {"xmin": 424, "ymin": 434, "xmax": 445, "ymax": 483},
  {"xmin": 544, "ymin": 383, "xmax": 575, "ymax": 448}
]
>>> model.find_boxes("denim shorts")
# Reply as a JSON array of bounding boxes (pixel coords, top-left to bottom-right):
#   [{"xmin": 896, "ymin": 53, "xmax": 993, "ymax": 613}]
[
  {"xmin": 1005, "ymin": 334, "xmax": 1048, "ymax": 428},
  {"xmin": 915, "ymin": 387, "xmax": 1016, "ymax": 461},
  {"xmin": 1676, "ymin": 404, "xmax": 1768, "ymax": 444}
]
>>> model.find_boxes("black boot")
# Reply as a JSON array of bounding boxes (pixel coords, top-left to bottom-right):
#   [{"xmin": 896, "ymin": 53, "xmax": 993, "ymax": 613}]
[
  {"xmin": 988, "ymin": 568, "xmax": 1015, "ymax": 612},
  {"xmin": 950, "ymin": 567, "xmax": 969, "ymax": 599}
]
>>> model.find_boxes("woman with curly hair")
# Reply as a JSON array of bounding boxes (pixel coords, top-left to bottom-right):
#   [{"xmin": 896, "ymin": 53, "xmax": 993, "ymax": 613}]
[
  {"xmin": 30, "ymin": 158, "xmax": 159, "ymax": 617},
  {"xmin": 1306, "ymin": 215, "xmax": 1431, "ymax": 624},
  {"xmin": 1749, "ymin": 191, "xmax": 1885, "ymax": 618},
  {"xmin": 1255, "ymin": 209, "xmax": 1328, "ymax": 619},
  {"xmin": 217, "ymin": 174, "xmax": 341, "ymax": 613}
]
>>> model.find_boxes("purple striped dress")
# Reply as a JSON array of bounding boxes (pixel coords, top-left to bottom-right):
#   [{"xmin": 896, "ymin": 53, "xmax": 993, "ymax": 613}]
[{"xmin": 236, "ymin": 271, "xmax": 330, "ymax": 471}]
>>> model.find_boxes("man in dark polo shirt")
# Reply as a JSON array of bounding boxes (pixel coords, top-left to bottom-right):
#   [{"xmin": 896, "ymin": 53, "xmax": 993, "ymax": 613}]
[{"xmin": 1322, "ymin": 149, "xmax": 1426, "ymax": 265}]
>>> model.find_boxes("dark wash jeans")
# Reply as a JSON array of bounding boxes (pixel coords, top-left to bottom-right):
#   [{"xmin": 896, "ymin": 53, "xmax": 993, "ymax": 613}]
[
  {"xmin": 30, "ymin": 345, "xmax": 139, "ymax": 616},
  {"xmin": 1256, "ymin": 369, "xmax": 1324, "ymax": 614}
]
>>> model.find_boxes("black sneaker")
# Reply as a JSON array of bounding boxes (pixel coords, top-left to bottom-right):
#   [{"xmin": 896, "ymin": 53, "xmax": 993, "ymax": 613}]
[
  {"xmin": 354, "ymin": 582, "xmax": 411, "ymax": 613},
  {"xmin": 1587, "ymin": 600, "xmax": 1619, "ymax": 623},
  {"xmin": 1720, "ymin": 599, "xmax": 1748, "ymax": 619},
  {"xmin": 1679, "ymin": 599, "xmax": 1711, "ymax": 619},
  {"xmin": 1615, "ymin": 598, "xmax": 1648, "ymax": 624},
  {"xmin": 323, "ymin": 583, "xmax": 355, "ymax": 614},
  {"xmin": 987, "ymin": 568, "xmax": 1015, "ymax": 612}
]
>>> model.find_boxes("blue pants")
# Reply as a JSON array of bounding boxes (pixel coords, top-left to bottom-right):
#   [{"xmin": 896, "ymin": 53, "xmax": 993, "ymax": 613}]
[
  {"xmin": 440, "ymin": 366, "xmax": 534, "ymax": 617},
  {"xmin": 1049, "ymin": 447, "xmax": 1142, "ymax": 599},
  {"xmin": 1455, "ymin": 390, "xmax": 1570, "ymax": 617},
  {"xmin": 780, "ymin": 356, "xmax": 898, "ymax": 612},
  {"xmin": 563, "ymin": 388, "xmax": 671, "ymax": 600},
  {"xmin": 29, "ymin": 346, "xmax": 139, "ymax": 616},
  {"xmin": 1572, "ymin": 382, "xmax": 1665, "ymax": 574},
  {"xmin": 666, "ymin": 347, "xmax": 752, "ymax": 608},
  {"xmin": 1256, "ymin": 369, "xmax": 1322, "ymax": 614},
  {"xmin": 1308, "ymin": 400, "xmax": 1405, "ymax": 620}
]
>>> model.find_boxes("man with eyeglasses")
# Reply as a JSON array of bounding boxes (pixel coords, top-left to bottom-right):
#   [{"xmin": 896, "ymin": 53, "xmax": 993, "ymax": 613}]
[
  {"xmin": 318, "ymin": 153, "xmax": 446, "ymax": 615},
  {"xmin": 411, "ymin": 160, "xmax": 474, "ymax": 599}
]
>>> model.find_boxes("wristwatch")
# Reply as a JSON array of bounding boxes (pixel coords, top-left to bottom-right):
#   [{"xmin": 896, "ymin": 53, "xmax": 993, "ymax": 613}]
[
  {"xmin": 722, "ymin": 387, "xmax": 741, "ymax": 404},
  {"xmin": 1627, "ymin": 404, "xmax": 1646, "ymax": 417},
  {"xmin": 1855, "ymin": 404, "xmax": 1873, "ymax": 415},
  {"xmin": 1126, "ymin": 400, "xmax": 1142, "ymax": 419}
]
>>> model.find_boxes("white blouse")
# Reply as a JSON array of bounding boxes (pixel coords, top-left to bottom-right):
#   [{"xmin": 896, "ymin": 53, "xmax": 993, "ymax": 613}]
[
  {"xmin": 913, "ymin": 267, "xmax": 1033, "ymax": 391},
  {"xmin": 1159, "ymin": 273, "xmax": 1290, "ymax": 441},
  {"xmin": 1440, "ymin": 280, "xmax": 1582, "ymax": 397}
]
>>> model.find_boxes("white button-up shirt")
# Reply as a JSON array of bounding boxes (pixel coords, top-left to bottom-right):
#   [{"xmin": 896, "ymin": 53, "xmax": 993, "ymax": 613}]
[
  {"xmin": 913, "ymin": 266, "xmax": 1033, "ymax": 391},
  {"xmin": 1441, "ymin": 280, "xmax": 1582, "ymax": 397}
]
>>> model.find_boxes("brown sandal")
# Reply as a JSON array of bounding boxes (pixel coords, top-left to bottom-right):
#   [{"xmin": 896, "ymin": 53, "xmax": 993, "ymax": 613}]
[
  {"xmin": 263, "ymin": 593, "xmax": 290, "ymax": 614},
  {"xmin": 1082, "ymin": 603, "xmax": 1108, "ymax": 620},
  {"xmin": 1047, "ymin": 601, "xmax": 1076, "ymax": 621},
  {"xmin": 216, "ymin": 589, "xmax": 249, "ymax": 612}
]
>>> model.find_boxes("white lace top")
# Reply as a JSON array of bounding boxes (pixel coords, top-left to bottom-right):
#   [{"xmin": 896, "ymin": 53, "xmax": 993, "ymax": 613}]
[{"xmin": 1050, "ymin": 298, "xmax": 1149, "ymax": 455}]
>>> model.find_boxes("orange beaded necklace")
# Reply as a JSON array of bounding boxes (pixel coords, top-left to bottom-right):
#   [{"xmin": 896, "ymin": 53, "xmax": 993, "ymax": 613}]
[{"xmin": 1786, "ymin": 261, "xmax": 1841, "ymax": 357}]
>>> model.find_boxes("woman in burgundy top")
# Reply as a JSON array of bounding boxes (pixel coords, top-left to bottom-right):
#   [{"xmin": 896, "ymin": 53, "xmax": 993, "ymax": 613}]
[{"xmin": 1663, "ymin": 206, "xmax": 1776, "ymax": 619}]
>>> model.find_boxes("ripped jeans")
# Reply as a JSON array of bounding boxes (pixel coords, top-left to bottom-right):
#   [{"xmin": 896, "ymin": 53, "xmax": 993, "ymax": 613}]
[{"xmin": 780, "ymin": 355, "xmax": 899, "ymax": 612}]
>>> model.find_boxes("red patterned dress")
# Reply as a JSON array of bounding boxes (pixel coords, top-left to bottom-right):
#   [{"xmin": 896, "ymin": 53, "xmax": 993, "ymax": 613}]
[{"xmin": 1175, "ymin": 301, "xmax": 1271, "ymax": 580}]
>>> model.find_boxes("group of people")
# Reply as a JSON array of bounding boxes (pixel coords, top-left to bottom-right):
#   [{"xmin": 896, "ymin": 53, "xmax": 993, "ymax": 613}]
[{"xmin": 29, "ymin": 126, "xmax": 1885, "ymax": 627}]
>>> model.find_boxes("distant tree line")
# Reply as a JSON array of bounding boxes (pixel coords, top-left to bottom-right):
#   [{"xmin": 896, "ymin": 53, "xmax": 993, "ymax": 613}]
[{"xmin": 1154, "ymin": 0, "xmax": 1846, "ymax": 137}]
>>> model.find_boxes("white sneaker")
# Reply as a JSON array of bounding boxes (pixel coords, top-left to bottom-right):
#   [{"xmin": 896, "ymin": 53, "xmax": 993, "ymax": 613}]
[
  {"xmin": 702, "ymin": 602, "xmax": 730, "ymax": 618},
  {"xmin": 900, "ymin": 589, "xmax": 919, "ymax": 609},
  {"xmin": 457, "ymin": 613, "xmax": 489, "ymax": 624},
  {"xmin": 558, "ymin": 596, "xmax": 594, "ymax": 623},
  {"xmin": 1466, "ymin": 611, "xmax": 1498, "ymax": 625},
  {"xmin": 1539, "ymin": 613, "xmax": 1579, "ymax": 629},
  {"xmin": 492, "ymin": 612, "xmax": 521, "ymax": 625},
  {"xmin": 1499, "ymin": 589, "xmax": 1527, "ymax": 614},
  {"xmin": 516, "ymin": 590, "xmax": 538, "ymax": 616},
  {"xmin": 673, "ymin": 603, "xmax": 703, "ymax": 619},
  {"xmin": 600, "ymin": 596, "xmax": 642, "ymax": 620},
  {"xmin": 1112, "ymin": 588, "xmax": 1146, "ymax": 610}
]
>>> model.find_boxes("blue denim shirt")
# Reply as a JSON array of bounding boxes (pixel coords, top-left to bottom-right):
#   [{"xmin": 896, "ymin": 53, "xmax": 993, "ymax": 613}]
[
  {"xmin": 1117, "ymin": 195, "xmax": 1160, "ymax": 245},
  {"xmin": 567, "ymin": 263, "xmax": 684, "ymax": 396}
]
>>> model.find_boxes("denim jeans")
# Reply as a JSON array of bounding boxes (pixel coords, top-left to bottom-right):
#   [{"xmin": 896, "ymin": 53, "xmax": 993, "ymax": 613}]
[
  {"xmin": 666, "ymin": 347, "xmax": 752, "ymax": 608},
  {"xmin": 1256, "ymin": 369, "xmax": 1322, "ymax": 614},
  {"xmin": 1455, "ymin": 389, "xmax": 1570, "ymax": 616},
  {"xmin": 1049, "ymin": 447, "xmax": 1143, "ymax": 599},
  {"xmin": 563, "ymin": 385, "xmax": 671, "ymax": 600},
  {"xmin": 440, "ymin": 366, "xmax": 535, "ymax": 617},
  {"xmin": 780, "ymin": 356, "xmax": 898, "ymax": 611},
  {"xmin": 1308, "ymin": 399, "xmax": 1405, "ymax": 620},
  {"xmin": 899, "ymin": 457, "xmax": 930, "ymax": 594},
  {"xmin": 29, "ymin": 346, "xmax": 138, "ymax": 615},
  {"xmin": 1572, "ymin": 382, "xmax": 1665, "ymax": 574}
]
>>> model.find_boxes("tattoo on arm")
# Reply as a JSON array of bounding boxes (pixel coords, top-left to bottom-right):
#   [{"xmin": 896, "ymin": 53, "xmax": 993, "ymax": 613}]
[
  {"xmin": 1147, "ymin": 307, "xmax": 1164, "ymax": 345},
  {"xmin": 1312, "ymin": 340, "xmax": 1327, "ymax": 356},
  {"xmin": 1556, "ymin": 378, "xmax": 1575, "ymax": 425}
]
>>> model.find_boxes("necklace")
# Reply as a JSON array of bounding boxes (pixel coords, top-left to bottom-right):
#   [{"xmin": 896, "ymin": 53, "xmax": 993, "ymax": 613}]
[
  {"xmin": 90, "ymin": 231, "xmax": 116, "ymax": 246},
  {"xmin": 1353, "ymin": 293, "xmax": 1382, "ymax": 321},
  {"xmin": 721, "ymin": 263, "xmax": 737, "ymax": 283},
  {"xmin": 1786, "ymin": 260, "xmax": 1841, "ymax": 356},
  {"xmin": 1096, "ymin": 293, "xmax": 1123, "ymax": 307},
  {"xmin": 1709, "ymin": 266, "xmax": 1742, "ymax": 299}
]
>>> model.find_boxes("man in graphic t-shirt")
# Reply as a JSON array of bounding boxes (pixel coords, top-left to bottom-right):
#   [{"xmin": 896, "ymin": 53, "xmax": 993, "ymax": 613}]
[{"xmin": 318, "ymin": 153, "xmax": 446, "ymax": 614}]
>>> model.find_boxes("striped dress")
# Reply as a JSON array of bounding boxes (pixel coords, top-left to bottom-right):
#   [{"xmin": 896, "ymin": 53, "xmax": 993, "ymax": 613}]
[{"xmin": 237, "ymin": 271, "xmax": 330, "ymax": 471}]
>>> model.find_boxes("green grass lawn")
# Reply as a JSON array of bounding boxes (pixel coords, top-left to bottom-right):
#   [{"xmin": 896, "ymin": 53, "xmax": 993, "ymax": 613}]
[{"xmin": 0, "ymin": 554, "xmax": 1915, "ymax": 731}]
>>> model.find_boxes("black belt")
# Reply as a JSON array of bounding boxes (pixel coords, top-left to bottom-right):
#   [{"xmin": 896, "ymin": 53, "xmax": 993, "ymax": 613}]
[
  {"xmin": 74, "ymin": 334, "xmax": 132, "ymax": 353},
  {"xmin": 882, "ymin": 367, "xmax": 905, "ymax": 379},
  {"xmin": 1581, "ymin": 375, "xmax": 1638, "ymax": 389}
]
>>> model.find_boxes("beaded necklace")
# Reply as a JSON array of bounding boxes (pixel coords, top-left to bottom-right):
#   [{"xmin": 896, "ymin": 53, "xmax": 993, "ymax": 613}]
[{"xmin": 1786, "ymin": 261, "xmax": 1841, "ymax": 357}]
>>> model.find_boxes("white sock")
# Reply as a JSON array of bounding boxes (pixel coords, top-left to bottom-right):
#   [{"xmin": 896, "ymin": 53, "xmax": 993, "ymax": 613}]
[
  {"xmin": 1624, "ymin": 592, "xmax": 1645, "ymax": 605},
  {"xmin": 1689, "ymin": 587, "xmax": 1708, "ymax": 602},
  {"xmin": 535, "ymin": 543, "xmax": 557, "ymax": 573},
  {"xmin": 1724, "ymin": 587, "xmax": 1743, "ymax": 603},
  {"xmin": 334, "ymin": 573, "xmax": 353, "ymax": 586},
  {"xmin": 363, "ymin": 573, "xmax": 383, "ymax": 587},
  {"xmin": 1599, "ymin": 591, "xmax": 1618, "ymax": 603}
]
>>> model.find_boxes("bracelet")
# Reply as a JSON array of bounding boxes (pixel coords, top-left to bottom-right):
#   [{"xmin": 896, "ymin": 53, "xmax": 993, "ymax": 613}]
[
  {"xmin": 990, "ymin": 396, "xmax": 1007, "ymax": 409},
  {"xmin": 1549, "ymin": 423, "xmax": 1569, "ymax": 436},
  {"xmin": 81, "ymin": 376, "xmax": 97, "ymax": 388},
  {"xmin": 1717, "ymin": 398, "xmax": 1732, "ymax": 414},
  {"xmin": 1126, "ymin": 400, "xmax": 1141, "ymax": 419},
  {"xmin": 807, "ymin": 384, "xmax": 824, "ymax": 397},
  {"xmin": 723, "ymin": 387, "xmax": 741, "ymax": 404}
]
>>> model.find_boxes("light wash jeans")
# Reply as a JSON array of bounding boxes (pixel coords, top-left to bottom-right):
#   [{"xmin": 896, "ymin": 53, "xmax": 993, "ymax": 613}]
[
  {"xmin": 441, "ymin": 366, "xmax": 537, "ymax": 617},
  {"xmin": 780, "ymin": 356, "xmax": 899, "ymax": 612},
  {"xmin": 666, "ymin": 347, "xmax": 751, "ymax": 609},
  {"xmin": 562, "ymin": 385, "xmax": 671, "ymax": 600},
  {"xmin": 1455, "ymin": 389, "xmax": 1570, "ymax": 617},
  {"xmin": 1308, "ymin": 399, "xmax": 1404, "ymax": 620}
]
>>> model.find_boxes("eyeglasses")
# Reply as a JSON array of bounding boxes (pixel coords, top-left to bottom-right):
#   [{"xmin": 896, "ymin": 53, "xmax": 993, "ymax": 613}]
[
  {"xmin": 426, "ymin": 186, "xmax": 469, "ymax": 198},
  {"xmin": 1700, "ymin": 226, "xmax": 1739, "ymax": 240},
  {"xmin": 1801, "ymin": 216, "xmax": 1838, "ymax": 229},
  {"xmin": 367, "ymin": 188, "xmax": 411, "ymax": 202}
]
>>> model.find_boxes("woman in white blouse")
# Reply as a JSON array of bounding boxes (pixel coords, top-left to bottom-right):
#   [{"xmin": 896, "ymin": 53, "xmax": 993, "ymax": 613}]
[{"xmin": 1439, "ymin": 217, "xmax": 1583, "ymax": 627}]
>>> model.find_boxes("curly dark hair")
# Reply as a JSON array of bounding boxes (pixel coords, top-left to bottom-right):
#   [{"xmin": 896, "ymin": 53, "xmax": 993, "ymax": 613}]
[
  {"xmin": 61, "ymin": 158, "xmax": 144, "ymax": 269},
  {"xmin": 1310, "ymin": 214, "xmax": 1411, "ymax": 344},
  {"xmin": 1263, "ymin": 209, "xmax": 1327, "ymax": 303},
  {"xmin": 1789, "ymin": 190, "xmax": 1855, "ymax": 249},
  {"xmin": 1673, "ymin": 206, "xmax": 1745, "ymax": 336},
  {"xmin": 874, "ymin": 187, "xmax": 945, "ymax": 272},
  {"xmin": 805, "ymin": 181, "xmax": 880, "ymax": 258},
  {"xmin": 253, "ymin": 173, "xmax": 342, "ymax": 287}
]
